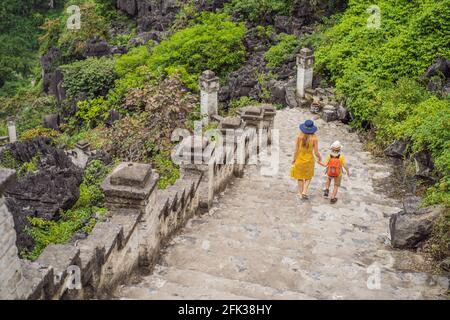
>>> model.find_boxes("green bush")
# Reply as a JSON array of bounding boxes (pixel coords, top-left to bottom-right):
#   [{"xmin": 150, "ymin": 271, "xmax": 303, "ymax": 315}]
[
  {"xmin": 17, "ymin": 154, "xmax": 40, "ymax": 178},
  {"xmin": 105, "ymin": 65, "xmax": 154, "ymax": 113},
  {"xmin": 314, "ymin": 0, "xmax": 450, "ymax": 124},
  {"xmin": 73, "ymin": 160, "xmax": 110, "ymax": 209},
  {"xmin": 115, "ymin": 46, "xmax": 151, "ymax": 77},
  {"xmin": 153, "ymin": 151, "xmax": 180, "ymax": 190},
  {"xmin": 0, "ymin": 0, "xmax": 54, "ymax": 96},
  {"xmin": 429, "ymin": 207, "xmax": 450, "ymax": 261},
  {"xmin": 75, "ymin": 96, "xmax": 110, "ymax": 128},
  {"xmin": 146, "ymin": 12, "xmax": 246, "ymax": 90},
  {"xmin": 225, "ymin": 0, "xmax": 294, "ymax": 23},
  {"xmin": 21, "ymin": 127, "xmax": 61, "ymax": 141},
  {"xmin": 22, "ymin": 207, "xmax": 107, "ymax": 261},
  {"xmin": 226, "ymin": 96, "xmax": 259, "ymax": 116},
  {"xmin": 0, "ymin": 149, "xmax": 18, "ymax": 170},
  {"xmin": 265, "ymin": 33, "xmax": 299, "ymax": 68},
  {"xmin": 61, "ymin": 57, "xmax": 116, "ymax": 100},
  {"xmin": 0, "ymin": 93, "xmax": 59, "ymax": 133}
]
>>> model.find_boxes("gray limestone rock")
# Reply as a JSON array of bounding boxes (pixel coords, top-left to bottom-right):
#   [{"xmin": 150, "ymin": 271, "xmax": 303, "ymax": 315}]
[
  {"xmin": 389, "ymin": 205, "xmax": 444, "ymax": 249},
  {"xmin": 384, "ymin": 139, "xmax": 408, "ymax": 158}
]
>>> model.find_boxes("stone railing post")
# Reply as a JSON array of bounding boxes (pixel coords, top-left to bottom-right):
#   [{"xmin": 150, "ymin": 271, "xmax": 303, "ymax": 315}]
[
  {"xmin": 7, "ymin": 117, "xmax": 17, "ymax": 143},
  {"xmin": 101, "ymin": 162, "xmax": 159, "ymax": 217},
  {"xmin": 199, "ymin": 70, "xmax": 219, "ymax": 124},
  {"xmin": 219, "ymin": 116, "xmax": 245, "ymax": 178},
  {"xmin": 261, "ymin": 105, "xmax": 276, "ymax": 145},
  {"xmin": 239, "ymin": 106, "xmax": 266, "ymax": 163},
  {"xmin": 179, "ymin": 136, "xmax": 215, "ymax": 210},
  {"xmin": 296, "ymin": 48, "xmax": 314, "ymax": 99},
  {"xmin": 0, "ymin": 169, "xmax": 26, "ymax": 299}
]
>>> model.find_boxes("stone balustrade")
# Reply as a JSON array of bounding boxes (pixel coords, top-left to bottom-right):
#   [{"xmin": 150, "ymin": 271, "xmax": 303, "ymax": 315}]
[{"xmin": 0, "ymin": 102, "xmax": 276, "ymax": 300}]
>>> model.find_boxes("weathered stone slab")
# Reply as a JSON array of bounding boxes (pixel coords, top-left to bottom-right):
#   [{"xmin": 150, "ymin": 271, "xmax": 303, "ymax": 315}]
[
  {"xmin": 102, "ymin": 166, "xmax": 158, "ymax": 201},
  {"xmin": 87, "ymin": 222, "xmax": 123, "ymax": 260},
  {"xmin": 20, "ymin": 260, "xmax": 53, "ymax": 300},
  {"xmin": 110, "ymin": 162, "xmax": 152, "ymax": 188},
  {"xmin": 36, "ymin": 244, "xmax": 80, "ymax": 297},
  {"xmin": 221, "ymin": 117, "xmax": 242, "ymax": 129},
  {"xmin": 110, "ymin": 213, "xmax": 141, "ymax": 245}
]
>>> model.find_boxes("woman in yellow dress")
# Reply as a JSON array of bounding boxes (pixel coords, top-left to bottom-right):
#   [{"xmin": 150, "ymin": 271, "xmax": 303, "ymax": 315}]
[{"xmin": 291, "ymin": 120, "xmax": 322, "ymax": 199}]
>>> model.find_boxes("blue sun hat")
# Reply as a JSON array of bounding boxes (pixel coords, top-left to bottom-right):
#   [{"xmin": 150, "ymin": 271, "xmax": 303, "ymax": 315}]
[{"xmin": 299, "ymin": 120, "xmax": 317, "ymax": 134}]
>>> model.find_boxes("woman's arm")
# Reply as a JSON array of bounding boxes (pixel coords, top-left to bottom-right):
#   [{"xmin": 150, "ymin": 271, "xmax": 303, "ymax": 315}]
[{"xmin": 313, "ymin": 138, "xmax": 322, "ymax": 162}]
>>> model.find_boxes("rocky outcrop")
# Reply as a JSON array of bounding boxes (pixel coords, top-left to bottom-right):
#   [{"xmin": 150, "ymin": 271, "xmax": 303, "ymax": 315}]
[
  {"xmin": 84, "ymin": 38, "xmax": 111, "ymax": 58},
  {"xmin": 1, "ymin": 138, "xmax": 83, "ymax": 252},
  {"xmin": 384, "ymin": 139, "xmax": 408, "ymax": 158},
  {"xmin": 117, "ymin": 0, "xmax": 180, "ymax": 33},
  {"xmin": 413, "ymin": 150, "xmax": 435, "ymax": 181},
  {"xmin": 423, "ymin": 57, "xmax": 450, "ymax": 96},
  {"xmin": 389, "ymin": 199, "xmax": 444, "ymax": 249},
  {"xmin": 41, "ymin": 48, "xmax": 66, "ymax": 103}
]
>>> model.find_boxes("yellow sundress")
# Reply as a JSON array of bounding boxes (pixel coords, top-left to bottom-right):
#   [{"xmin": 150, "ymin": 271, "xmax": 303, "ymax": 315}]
[{"xmin": 291, "ymin": 135, "xmax": 316, "ymax": 180}]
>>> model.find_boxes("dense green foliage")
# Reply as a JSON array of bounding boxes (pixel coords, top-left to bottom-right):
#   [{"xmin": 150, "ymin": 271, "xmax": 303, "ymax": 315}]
[
  {"xmin": 39, "ymin": 0, "xmax": 131, "ymax": 62},
  {"xmin": 0, "ymin": 94, "xmax": 59, "ymax": 133},
  {"xmin": 314, "ymin": 0, "xmax": 450, "ymax": 122},
  {"xmin": 311, "ymin": 0, "xmax": 450, "ymax": 206},
  {"xmin": 145, "ymin": 12, "xmax": 246, "ymax": 91},
  {"xmin": 0, "ymin": 0, "xmax": 60, "ymax": 96},
  {"xmin": 60, "ymin": 57, "xmax": 116, "ymax": 99},
  {"xmin": 265, "ymin": 34, "xmax": 300, "ymax": 68},
  {"xmin": 225, "ymin": 0, "xmax": 294, "ymax": 23}
]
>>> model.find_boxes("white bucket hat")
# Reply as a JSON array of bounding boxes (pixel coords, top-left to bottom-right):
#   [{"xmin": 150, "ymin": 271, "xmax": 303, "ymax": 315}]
[{"xmin": 330, "ymin": 141, "xmax": 343, "ymax": 151}]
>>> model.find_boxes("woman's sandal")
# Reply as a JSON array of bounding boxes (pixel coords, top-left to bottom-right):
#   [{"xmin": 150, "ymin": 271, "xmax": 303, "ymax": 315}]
[
  {"xmin": 330, "ymin": 198, "xmax": 338, "ymax": 204},
  {"xmin": 302, "ymin": 194, "xmax": 309, "ymax": 200}
]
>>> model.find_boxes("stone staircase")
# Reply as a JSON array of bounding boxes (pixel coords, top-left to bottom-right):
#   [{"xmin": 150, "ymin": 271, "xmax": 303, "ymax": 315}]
[{"xmin": 114, "ymin": 108, "xmax": 448, "ymax": 300}]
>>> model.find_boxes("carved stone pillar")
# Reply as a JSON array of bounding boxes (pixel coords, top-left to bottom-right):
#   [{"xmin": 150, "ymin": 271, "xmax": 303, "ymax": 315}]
[
  {"xmin": 7, "ymin": 117, "xmax": 17, "ymax": 143},
  {"xmin": 296, "ymin": 48, "xmax": 314, "ymax": 98},
  {"xmin": 199, "ymin": 70, "xmax": 220, "ymax": 123}
]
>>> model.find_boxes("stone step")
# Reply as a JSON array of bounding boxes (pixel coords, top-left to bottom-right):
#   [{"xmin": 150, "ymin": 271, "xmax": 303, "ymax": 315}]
[
  {"xmin": 180, "ymin": 217, "xmax": 387, "ymax": 259},
  {"xmin": 117, "ymin": 277, "xmax": 255, "ymax": 300},
  {"xmin": 161, "ymin": 237, "xmax": 352, "ymax": 298},
  {"xmin": 136, "ymin": 266, "xmax": 315, "ymax": 300}
]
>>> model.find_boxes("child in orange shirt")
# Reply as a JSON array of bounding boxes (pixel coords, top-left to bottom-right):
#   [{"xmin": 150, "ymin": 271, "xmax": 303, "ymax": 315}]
[{"xmin": 318, "ymin": 141, "xmax": 350, "ymax": 204}]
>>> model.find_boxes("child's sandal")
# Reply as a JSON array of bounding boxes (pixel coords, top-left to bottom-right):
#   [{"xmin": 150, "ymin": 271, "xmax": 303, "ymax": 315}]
[
  {"xmin": 330, "ymin": 198, "xmax": 338, "ymax": 204},
  {"xmin": 302, "ymin": 194, "xmax": 309, "ymax": 200}
]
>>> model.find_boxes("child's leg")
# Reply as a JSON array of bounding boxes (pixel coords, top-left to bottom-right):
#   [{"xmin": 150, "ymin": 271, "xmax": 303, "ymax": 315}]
[
  {"xmin": 324, "ymin": 177, "xmax": 331, "ymax": 196},
  {"xmin": 330, "ymin": 176, "xmax": 341, "ymax": 200},
  {"xmin": 331, "ymin": 183, "xmax": 339, "ymax": 199},
  {"xmin": 325, "ymin": 177, "xmax": 331, "ymax": 190}
]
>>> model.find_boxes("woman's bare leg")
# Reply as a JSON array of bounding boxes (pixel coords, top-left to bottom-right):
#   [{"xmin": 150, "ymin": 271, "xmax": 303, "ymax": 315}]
[
  {"xmin": 303, "ymin": 179, "xmax": 311, "ymax": 196},
  {"xmin": 297, "ymin": 180, "xmax": 304, "ymax": 195}
]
